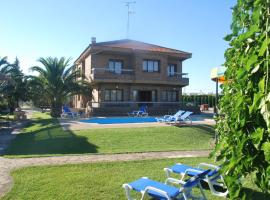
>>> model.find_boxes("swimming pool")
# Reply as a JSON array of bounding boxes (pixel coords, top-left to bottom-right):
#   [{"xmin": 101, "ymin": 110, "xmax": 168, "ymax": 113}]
[
  {"xmin": 79, "ymin": 115, "xmax": 211, "ymax": 124},
  {"xmin": 80, "ymin": 117, "xmax": 158, "ymax": 124}
]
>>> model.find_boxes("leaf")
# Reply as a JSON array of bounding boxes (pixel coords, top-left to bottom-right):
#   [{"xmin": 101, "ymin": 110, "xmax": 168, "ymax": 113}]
[
  {"xmin": 247, "ymin": 38, "xmax": 254, "ymax": 43},
  {"xmin": 252, "ymin": 7, "xmax": 260, "ymax": 23},
  {"xmin": 246, "ymin": 54, "xmax": 258, "ymax": 71},
  {"xmin": 238, "ymin": 25, "xmax": 259, "ymax": 42},
  {"xmin": 237, "ymin": 68, "xmax": 246, "ymax": 79},
  {"xmin": 251, "ymin": 64, "xmax": 260, "ymax": 74},
  {"xmin": 258, "ymin": 77, "xmax": 265, "ymax": 93},
  {"xmin": 262, "ymin": 142, "xmax": 270, "ymax": 162},
  {"xmin": 260, "ymin": 93, "xmax": 270, "ymax": 128},
  {"xmin": 259, "ymin": 38, "xmax": 269, "ymax": 56},
  {"xmin": 249, "ymin": 92, "xmax": 262, "ymax": 113},
  {"xmin": 251, "ymin": 128, "xmax": 264, "ymax": 148},
  {"xmin": 224, "ymin": 34, "xmax": 234, "ymax": 41}
]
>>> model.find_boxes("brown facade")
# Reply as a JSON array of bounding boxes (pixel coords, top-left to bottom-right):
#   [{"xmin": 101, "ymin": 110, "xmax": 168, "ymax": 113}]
[{"xmin": 73, "ymin": 39, "xmax": 191, "ymax": 115}]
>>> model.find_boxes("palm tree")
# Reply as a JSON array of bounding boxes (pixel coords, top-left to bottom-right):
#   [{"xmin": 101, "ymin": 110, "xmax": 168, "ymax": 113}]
[
  {"xmin": 30, "ymin": 57, "xmax": 91, "ymax": 117},
  {"xmin": 0, "ymin": 57, "xmax": 9, "ymax": 81},
  {"xmin": 0, "ymin": 57, "xmax": 27, "ymax": 112},
  {"xmin": 0, "ymin": 56, "xmax": 8, "ymax": 66}
]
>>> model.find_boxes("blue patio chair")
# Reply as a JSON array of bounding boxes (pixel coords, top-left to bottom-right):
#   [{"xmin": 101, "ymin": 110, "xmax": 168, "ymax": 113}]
[
  {"xmin": 61, "ymin": 105, "xmax": 79, "ymax": 118},
  {"xmin": 176, "ymin": 111, "xmax": 193, "ymax": 124},
  {"xmin": 156, "ymin": 110, "xmax": 185, "ymax": 123},
  {"xmin": 123, "ymin": 169, "xmax": 211, "ymax": 200},
  {"xmin": 164, "ymin": 163, "xmax": 228, "ymax": 197},
  {"xmin": 127, "ymin": 105, "xmax": 148, "ymax": 117}
]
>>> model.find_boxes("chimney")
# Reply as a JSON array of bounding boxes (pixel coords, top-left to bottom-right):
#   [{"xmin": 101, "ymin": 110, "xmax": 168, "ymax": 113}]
[{"xmin": 91, "ymin": 37, "xmax": 96, "ymax": 44}]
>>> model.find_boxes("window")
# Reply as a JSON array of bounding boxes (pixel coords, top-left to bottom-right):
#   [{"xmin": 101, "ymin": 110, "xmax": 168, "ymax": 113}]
[
  {"xmin": 104, "ymin": 89, "xmax": 123, "ymax": 101},
  {"xmin": 151, "ymin": 90, "xmax": 157, "ymax": 102},
  {"xmin": 82, "ymin": 61, "xmax": 85, "ymax": 75},
  {"xmin": 143, "ymin": 60, "xmax": 160, "ymax": 72},
  {"xmin": 167, "ymin": 91, "xmax": 176, "ymax": 101},
  {"xmin": 105, "ymin": 90, "xmax": 110, "ymax": 101},
  {"xmin": 161, "ymin": 90, "xmax": 178, "ymax": 102},
  {"xmin": 78, "ymin": 67, "xmax": 81, "ymax": 77},
  {"xmin": 111, "ymin": 90, "xmax": 117, "ymax": 101},
  {"xmin": 108, "ymin": 60, "xmax": 123, "ymax": 74},
  {"xmin": 117, "ymin": 90, "xmax": 122, "ymax": 101},
  {"xmin": 161, "ymin": 91, "xmax": 167, "ymax": 101},
  {"xmin": 132, "ymin": 90, "xmax": 138, "ymax": 101},
  {"xmin": 167, "ymin": 64, "xmax": 176, "ymax": 76}
]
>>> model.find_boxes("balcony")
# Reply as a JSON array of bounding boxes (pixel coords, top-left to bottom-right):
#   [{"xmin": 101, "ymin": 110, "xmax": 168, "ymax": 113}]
[
  {"xmin": 166, "ymin": 72, "xmax": 189, "ymax": 86},
  {"xmin": 90, "ymin": 67, "xmax": 135, "ymax": 83},
  {"xmin": 90, "ymin": 67, "xmax": 189, "ymax": 86}
]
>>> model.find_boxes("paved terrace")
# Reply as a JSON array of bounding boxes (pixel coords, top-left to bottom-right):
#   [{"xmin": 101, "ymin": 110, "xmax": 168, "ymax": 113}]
[{"xmin": 0, "ymin": 112, "xmax": 215, "ymax": 197}]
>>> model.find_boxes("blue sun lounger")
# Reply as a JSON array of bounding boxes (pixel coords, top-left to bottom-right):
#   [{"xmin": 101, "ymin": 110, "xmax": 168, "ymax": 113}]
[
  {"xmin": 61, "ymin": 105, "xmax": 79, "ymax": 118},
  {"xmin": 128, "ymin": 105, "xmax": 148, "ymax": 117},
  {"xmin": 123, "ymin": 169, "xmax": 211, "ymax": 200},
  {"xmin": 164, "ymin": 163, "xmax": 228, "ymax": 197},
  {"xmin": 156, "ymin": 110, "xmax": 185, "ymax": 123},
  {"xmin": 176, "ymin": 111, "xmax": 193, "ymax": 124}
]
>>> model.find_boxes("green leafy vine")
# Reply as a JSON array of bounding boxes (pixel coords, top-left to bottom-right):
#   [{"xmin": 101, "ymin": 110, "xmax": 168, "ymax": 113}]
[{"xmin": 213, "ymin": 0, "xmax": 270, "ymax": 199}]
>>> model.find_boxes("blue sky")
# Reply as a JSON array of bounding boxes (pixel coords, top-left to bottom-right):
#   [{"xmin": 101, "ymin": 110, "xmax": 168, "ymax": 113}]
[{"xmin": 0, "ymin": 0, "xmax": 236, "ymax": 93}]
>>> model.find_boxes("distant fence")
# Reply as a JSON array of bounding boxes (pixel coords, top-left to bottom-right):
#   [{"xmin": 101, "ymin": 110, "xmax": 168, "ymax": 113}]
[{"xmin": 180, "ymin": 94, "xmax": 219, "ymax": 108}]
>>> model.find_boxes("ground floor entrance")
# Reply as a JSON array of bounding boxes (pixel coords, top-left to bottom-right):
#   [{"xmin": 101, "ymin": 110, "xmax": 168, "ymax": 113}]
[
  {"xmin": 138, "ymin": 90, "xmax": 152, "ymax": 102},
  {"xmin": 72, "ymin": 83, "xmax": 197, "ymax": 115}
]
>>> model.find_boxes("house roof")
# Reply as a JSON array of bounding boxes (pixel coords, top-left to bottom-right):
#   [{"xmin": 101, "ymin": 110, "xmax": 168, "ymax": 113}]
[{"xmin": 75, "ymin": 39, "xmax": 192, "ymax": 63}]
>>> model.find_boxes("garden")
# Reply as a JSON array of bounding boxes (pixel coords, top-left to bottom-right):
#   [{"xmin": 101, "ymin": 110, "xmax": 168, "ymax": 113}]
[{"xmin": 0, "ymin": 0, "xmax": 270, "ymax": 199}]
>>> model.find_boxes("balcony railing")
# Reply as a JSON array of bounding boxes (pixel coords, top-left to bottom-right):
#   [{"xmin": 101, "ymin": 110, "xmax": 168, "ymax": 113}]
[
  {"xmin": 167, "ymin": 72, "xmax": 189, "ymax": 85},
  {"xmin": 91, "ymin": 101, "xmax": 184, "ymax": 108},
  {"xmin": 167, "ymin": 72, "xmax": 188, "ymax": 78},
  {"xmin": 90, "ymin": 67, "xmax": 189, "ymax": 85},
  {"xmin": 91, "ymin": 67, "xmax": 134, "ymax": 75}
]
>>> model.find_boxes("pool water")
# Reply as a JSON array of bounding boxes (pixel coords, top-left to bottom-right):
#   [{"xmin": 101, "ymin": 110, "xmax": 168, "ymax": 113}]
[
  {"xmin": 80, "ymin": 115, "xmax": 211, "ymax": 124},
  {"xmin": 80, "ymin": 117, "xmax": 158, "ymax": 124}
]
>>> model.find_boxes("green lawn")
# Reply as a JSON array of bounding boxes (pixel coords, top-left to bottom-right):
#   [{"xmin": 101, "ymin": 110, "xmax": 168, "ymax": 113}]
[
  {"xmin": 5, "ymin": 112, "xmax": 215, "ymax": 157},
  {"xmin": 0, "ymin": 114, "xmax": 14, "ymax": 121},
  {"xmin": 2, "ymin": 157, "xmax": 268, "ymax": 200}
]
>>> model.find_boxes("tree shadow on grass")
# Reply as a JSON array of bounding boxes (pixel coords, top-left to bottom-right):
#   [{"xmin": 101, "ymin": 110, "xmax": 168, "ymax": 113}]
[
  {"xmin": 241, "ymin": 187, "xmax": 270, "ymax": 200},
  {"xmin": 174, "ymin": 124, "xmax": 215, "ymax": 137},
  {"xmin": 5, "ymin": 118, "xmax": 99, "ymax": 156},
  {"xmin": 200, "ymin": 182, "xmax": 270, "ymax": 200}
]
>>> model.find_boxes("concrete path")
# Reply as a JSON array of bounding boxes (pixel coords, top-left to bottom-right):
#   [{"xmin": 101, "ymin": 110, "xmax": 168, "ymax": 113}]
[
  {"xmin": 0, "ymin": 129, "xmax": 15, "ymax": 155},
  {"xmin": 0, "ymin": 110, "xmax": 33, "ymax": 155},
  {"xmin": 0, "ymin": 119, "xmax": 30, "ymax": 156},
  {"xmin": 59, "ymin": 118, "xmax": 215, "ymax": 131},
  {"xmin": 0, "ymin": 150, "xmax": 210, "ymax": 198}
]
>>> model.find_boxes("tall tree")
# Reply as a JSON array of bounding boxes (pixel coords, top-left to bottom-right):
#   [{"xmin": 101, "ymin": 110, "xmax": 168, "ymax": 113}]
[
  {"xmin": 213, "ymin": 0, "xmax": 270, "ymax": 198},
  {"xmin": 0, "ymin": 57, "xmax": 27, "ymax": 112},
  {"xmin": 30, "ymin": 57, "xmax": 91, "ymax": 117},
  {"xmin": 0, "ymin": 57, "xmax": 9, "ymax": 81},
  {"xmin": 0, "ymin": 57, "xmax": 9, "ymax": 111}
]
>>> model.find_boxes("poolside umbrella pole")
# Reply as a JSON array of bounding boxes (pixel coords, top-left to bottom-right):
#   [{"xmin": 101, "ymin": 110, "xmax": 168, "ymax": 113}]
[
  {"xmin": 210, "ymin": 67, "xmax": 226, "ymax": 114},
  {"xmin": 215, "ymin": 78, "xmax": 218, "ymax": 113},
  {"xmin": 210, "ymin": 67, "xmax": 226, "ymax": 144}
]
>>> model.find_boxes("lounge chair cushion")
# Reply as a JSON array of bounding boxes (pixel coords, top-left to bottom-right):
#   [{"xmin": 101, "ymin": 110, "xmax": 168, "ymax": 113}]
[
  {"xmin": 170, "ymin": 164, "xmax": 204, "ymax": 176},
  {"xmin": 128, "ymin": 178, "xmax": 180, "ymax": 199},
  {"xmin": 183, "ymin": 169, "xmax": 211, "ymax": 188},
  {"xmin": 170, "ymin": 164, "xmax": 219, "ymax": 177}
]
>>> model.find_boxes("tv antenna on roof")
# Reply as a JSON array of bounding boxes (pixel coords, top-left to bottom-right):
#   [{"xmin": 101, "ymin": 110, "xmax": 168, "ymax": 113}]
[{"xmin": 124, "ymin": 1, "xmax": 136, "ymax": 39}]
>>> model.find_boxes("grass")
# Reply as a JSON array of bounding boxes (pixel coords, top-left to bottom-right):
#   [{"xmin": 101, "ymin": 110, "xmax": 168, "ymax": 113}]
[
  {"xmin": 5, "ymin": 112, "xmax": 215, "ymax": 157},
  {"xmin": 0, "ymin": 114, "xmax": 14, "ymax": 121},
  {"xmin": 2, "ymin": 157, "xmax": 269, "ymax": 200}
]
